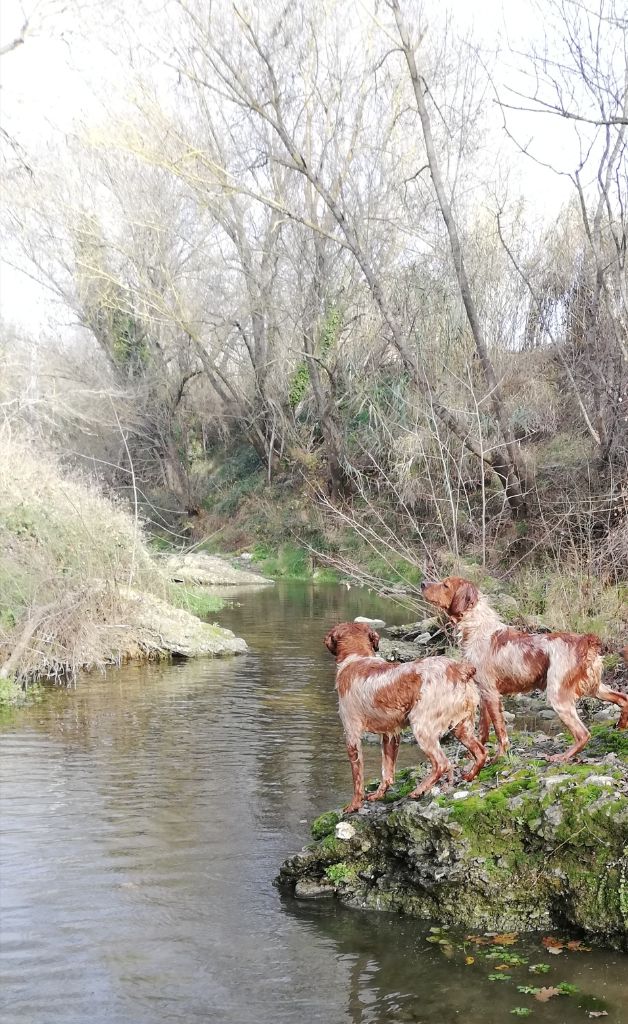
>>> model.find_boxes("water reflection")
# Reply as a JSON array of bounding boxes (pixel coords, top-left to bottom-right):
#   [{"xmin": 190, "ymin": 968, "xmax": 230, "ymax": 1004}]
[{"xmin": 0, "ymin": 582, "xmax": 626, "ymax": 1024}]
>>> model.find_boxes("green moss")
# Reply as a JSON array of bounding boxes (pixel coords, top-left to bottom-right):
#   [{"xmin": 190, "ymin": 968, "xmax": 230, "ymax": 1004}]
[
  {"xmin": 587, "ymin": 725, "xmax": 628, "ymax": 763},
  {"xmin": 311, "ymin": 811, "xmax": 341, "ymax": 840},
  {"xmin": 380, "ymin": 767, "xmax": 420, "ymax": 802},
  {"xmin": 477, "ymin": 761, "xmax": 506, "ymax": 781},
  {"xmin": 324, "ymin": 861, "xmax": 357, "ymax": 884}
]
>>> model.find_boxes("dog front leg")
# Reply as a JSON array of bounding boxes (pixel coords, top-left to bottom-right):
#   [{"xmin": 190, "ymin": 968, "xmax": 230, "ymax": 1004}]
[
  {"xmin": 367, "ymin": 733, "xmax": 400, "ymax": 802},
  {"xmin": 478, "ymin": 699, "xmax": 492, "ymax": 745},
  {"xmin": 343, "ymin": 739, "xmax": 365, "ymax": 813},
  {"xmin": 486, "ymin": 695, "xmax": 510, "ymax": 758}
]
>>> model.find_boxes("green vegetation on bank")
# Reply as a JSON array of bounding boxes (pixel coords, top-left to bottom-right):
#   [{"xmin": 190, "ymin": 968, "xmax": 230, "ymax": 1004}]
[
  {"xmin": 168, "ymin": 586, "xmax": 226, "ymax": 618},
  {"xmin": 179, "ymin": 444, "xmax": 627, "ymax": 644}
]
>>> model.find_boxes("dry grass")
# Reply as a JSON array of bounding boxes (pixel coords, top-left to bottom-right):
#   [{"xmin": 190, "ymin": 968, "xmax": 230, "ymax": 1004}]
[{"xmin": 0, "ymin": 434, "xmax": 167, "ymax": 683}]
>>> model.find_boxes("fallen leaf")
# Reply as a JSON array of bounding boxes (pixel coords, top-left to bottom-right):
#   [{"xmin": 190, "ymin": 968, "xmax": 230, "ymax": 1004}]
[
  {"xmin": 496, "ymin": 964, "xmax": 513, "ymax": 971},
  {"xmin": 541, "ymin": 937, "xmax": 564, "ymax": 950},
  {"xmin": 535, "ymin": 987, "xmax": 561, "ymax": 1002},
  {"xmin": 566, "ymin": 940, "xmax": 592, "ymax": 952},
  {"xmin": 492, "ymin": 933, "xmax": 519, "ymax": 945},
  {"xmin": 465, "ymin": 956, "xmax": 475, "ymax": 965}
]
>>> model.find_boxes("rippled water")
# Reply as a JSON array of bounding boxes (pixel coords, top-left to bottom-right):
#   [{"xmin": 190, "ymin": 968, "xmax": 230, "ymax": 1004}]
[{"xmin": 1, "ymin": 582, "xmax": 626, "ymax": 1024}]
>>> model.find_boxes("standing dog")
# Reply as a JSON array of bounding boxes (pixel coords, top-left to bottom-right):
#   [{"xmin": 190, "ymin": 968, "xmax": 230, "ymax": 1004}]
[
  {"xmin": 324, "ymin": 622, "xmax": 486, "ymax": 813},
  {"xmin": 421, "ymin": 576, "xmax": 628, "ymax": 762}
]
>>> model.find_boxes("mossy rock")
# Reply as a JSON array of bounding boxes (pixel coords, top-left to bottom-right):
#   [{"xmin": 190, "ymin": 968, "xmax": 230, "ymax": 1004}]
[
  {"xmin": 277, "ymin": 728, "xmax": 628, "ymax": 950},
  {"xmin": 311, "ymin": 811, "xmax": 342, "ymax": 840}
]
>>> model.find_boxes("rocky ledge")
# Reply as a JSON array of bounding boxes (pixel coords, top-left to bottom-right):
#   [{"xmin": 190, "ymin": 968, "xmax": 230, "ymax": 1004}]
[
  {"xmin": 120, "ymin": 588, "xmax": 247, "ymax": 659},
  {"xmin": 276, "ymin": 727, "xmax": 628, "ymax": 951},
  {"xmin": 162, "ymin": 552, "xmax": 273, "ymax": 587}
]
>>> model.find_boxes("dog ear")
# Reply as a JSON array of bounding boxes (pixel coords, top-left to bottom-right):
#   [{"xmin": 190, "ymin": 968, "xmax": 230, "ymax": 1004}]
[
  {"xmin": 324, "ymin": 628, "xmax": 338, "ymax": 654},
  {"xmin": 449, "ymin": 581, "xmax": 479, "ymax": 621},
  {"xmin": 368, "ymin": 627, "xmax": 380, "ymax": 651}
]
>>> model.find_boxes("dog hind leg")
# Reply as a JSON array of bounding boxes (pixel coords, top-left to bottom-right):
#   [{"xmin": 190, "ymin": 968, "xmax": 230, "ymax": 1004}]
[
  {"xmin": 407, "ymin": 733, "xmax": 451, "ymax": 799},
  {"xmin": 453, "ymin": 720, "xmax": 487, "ymax": 782},
  {"xmin": 546, "ymin": 699, "xmax": 590, "ymax": 762},
  {"xmin": 367, "ymin": 733, "xmax": 401, "ymax": 801},
  {"xmin": 595, "ymin": 683, "xmax": 628, "ymax": 729}
]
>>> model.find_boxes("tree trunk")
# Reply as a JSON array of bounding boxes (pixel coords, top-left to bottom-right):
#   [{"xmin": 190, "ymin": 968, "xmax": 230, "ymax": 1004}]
[{"xmin": 390, "ymin": 0, "xmax": 527, "ymax": 518}]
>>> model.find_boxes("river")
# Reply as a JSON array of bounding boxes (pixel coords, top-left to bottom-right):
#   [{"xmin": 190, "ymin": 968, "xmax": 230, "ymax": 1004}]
[{"xmin": 1, "ymin": 582, "xmax": 626, "ymax": 1023}]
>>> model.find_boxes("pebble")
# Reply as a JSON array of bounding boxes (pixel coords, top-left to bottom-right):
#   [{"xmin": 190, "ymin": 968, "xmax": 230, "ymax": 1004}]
[{"xmin": 354, "ymin": 616, "xmax": 386, "ymax": 628}]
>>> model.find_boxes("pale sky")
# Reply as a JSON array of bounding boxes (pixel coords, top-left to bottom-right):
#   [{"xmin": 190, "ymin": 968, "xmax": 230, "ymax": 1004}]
[{"xmin": 0, "ymin": 0, "xmax": 584, "ymax": 334}]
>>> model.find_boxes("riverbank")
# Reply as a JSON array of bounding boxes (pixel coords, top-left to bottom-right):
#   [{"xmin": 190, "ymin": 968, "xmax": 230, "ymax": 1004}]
[
  {"xmin": 0, "ymin": 441, "xmax": 267, "ymax": 704},
  {"xmin": 276, "ymin": 726, "xmax": 628, "ymax": 951}
]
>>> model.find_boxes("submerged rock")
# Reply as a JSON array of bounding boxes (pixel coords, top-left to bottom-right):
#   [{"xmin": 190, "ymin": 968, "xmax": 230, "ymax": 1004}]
[{"xmin": 276, "ymin": 728, "xmax": 628, "ymax": 951}]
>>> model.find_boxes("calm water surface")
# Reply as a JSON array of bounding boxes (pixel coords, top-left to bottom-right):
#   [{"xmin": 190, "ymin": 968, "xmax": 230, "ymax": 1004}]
[{"xmin": 1, "ymin": 583, "xmax": 626, "ymax": 1024}]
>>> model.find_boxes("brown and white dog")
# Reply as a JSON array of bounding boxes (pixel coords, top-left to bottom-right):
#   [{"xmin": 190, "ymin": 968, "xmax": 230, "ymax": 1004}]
[
  {"xmin": 324, "ymin": 622, "xmax": 486, "ymax": 813},
  {"xmin": 421, "ymin": 576, "xmax": 628, "ymax": 762}
]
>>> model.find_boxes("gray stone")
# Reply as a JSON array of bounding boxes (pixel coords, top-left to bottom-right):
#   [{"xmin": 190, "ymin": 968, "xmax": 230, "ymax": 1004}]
[
  {"xmin": 354, "ymin": 616, "xmax": 386, "ymax": 628},
  {"xmin": 379, "ymin": 639, "xmax": 434, "ymax": 662},
  {"xmin": 294, "ymin": 879, "xmax": 335, "ymax": 899},
  {"xmin": 544, "ymin": 774, "xmax": 572, "ymax": 787}
]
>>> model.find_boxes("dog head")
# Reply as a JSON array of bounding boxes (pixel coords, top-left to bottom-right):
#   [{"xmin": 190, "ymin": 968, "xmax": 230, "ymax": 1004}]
[
  {"xmin": 421, "ymin": 576, "xmax": 479, "ymax": 622},
  {"xmin": 324, "ymin": 622, "xmax": 380, "ymax": 658}
]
